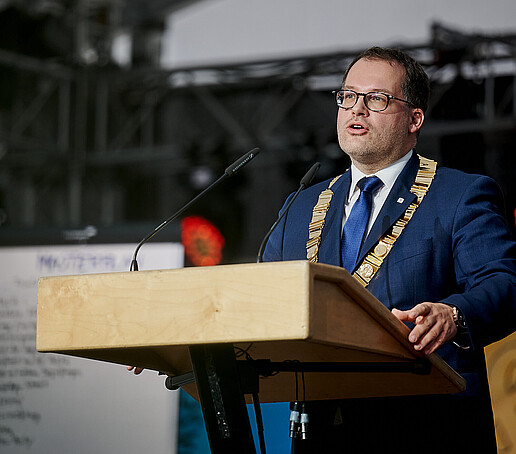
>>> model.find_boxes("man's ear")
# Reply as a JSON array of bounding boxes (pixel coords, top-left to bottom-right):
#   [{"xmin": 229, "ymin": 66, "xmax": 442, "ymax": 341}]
[{"xmin": 409, "ymin": 108, "xmax": 424, "ymax": 134}]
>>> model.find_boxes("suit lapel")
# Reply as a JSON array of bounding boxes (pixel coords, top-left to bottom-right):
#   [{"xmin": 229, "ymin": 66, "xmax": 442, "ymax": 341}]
[
  {"xmin": 318, "ymin": 171, "xmax": 350, "ymax": 266},
  {"xmin": 356, "ymin": 153, "xmax": 419, "ymax": 269}
]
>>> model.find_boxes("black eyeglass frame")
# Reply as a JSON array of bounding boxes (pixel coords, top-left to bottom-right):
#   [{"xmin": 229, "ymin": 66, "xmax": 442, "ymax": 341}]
[{"xmin": 332, "ymin": 89, "xmax": 414, "ymax": 112}]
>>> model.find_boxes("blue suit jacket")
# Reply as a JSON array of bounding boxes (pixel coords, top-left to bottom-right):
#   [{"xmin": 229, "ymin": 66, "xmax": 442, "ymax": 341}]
[{"xmin": 264, "ymin": 153, "xmax": 516, "ymax": 397}]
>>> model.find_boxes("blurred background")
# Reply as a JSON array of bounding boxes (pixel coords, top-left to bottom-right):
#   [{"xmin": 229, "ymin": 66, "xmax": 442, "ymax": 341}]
[{"xmin": 0, "ymin": 0, "xmax": 515, "ymax": 263}]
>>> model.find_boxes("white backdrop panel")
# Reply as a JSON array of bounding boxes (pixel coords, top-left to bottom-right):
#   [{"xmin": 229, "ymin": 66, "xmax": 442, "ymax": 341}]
[{"xmin": 0, "ymin": 243, "xmax": 184, "ymax": 454}]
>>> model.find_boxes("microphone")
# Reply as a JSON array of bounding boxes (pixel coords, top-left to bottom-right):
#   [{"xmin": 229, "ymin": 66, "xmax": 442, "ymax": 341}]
[
  {"xmin": 256, "ymin": 162, "xmax": 320, "ymax": 263},
  {"xmin": 130, "ymin": 147, "xmax": 261, "ymax": 271}
]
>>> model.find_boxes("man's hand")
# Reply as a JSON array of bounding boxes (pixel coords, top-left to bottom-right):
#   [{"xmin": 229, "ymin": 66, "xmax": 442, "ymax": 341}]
[
  {"xmin": 126, "ymin": 366, "xmax": 144, "ymax": 375},
  {"xmin": 392, "ymin": 302, "xmax": 457, "ymax": 355}
]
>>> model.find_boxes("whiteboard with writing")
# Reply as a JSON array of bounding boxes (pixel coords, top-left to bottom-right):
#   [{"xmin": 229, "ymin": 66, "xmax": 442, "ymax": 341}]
[{"xmin": 0, "ymin": 243, "xmax": 184, "ymax": 454}]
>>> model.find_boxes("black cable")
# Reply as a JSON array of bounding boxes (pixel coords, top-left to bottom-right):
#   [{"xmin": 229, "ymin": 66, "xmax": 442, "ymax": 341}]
[
  {"xmin": 232, "ymin": 345, "xmax": 267, "ymax": 453},
  {"xmin": 234, "ymin": 343, "xmax": 254, "ymax": 359},
  {"xmin": 252, "ymin": 393, "xmax": 267, "ymax": 454},
  {"xmin": 295, "ymin": 370, "xmax": 299, "ymax": 402}
]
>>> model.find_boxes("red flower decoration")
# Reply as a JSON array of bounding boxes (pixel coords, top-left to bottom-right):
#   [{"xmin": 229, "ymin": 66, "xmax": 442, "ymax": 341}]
[{"xmin": 181, "ymin": 216, "xmax": 225, "ymax": 266}]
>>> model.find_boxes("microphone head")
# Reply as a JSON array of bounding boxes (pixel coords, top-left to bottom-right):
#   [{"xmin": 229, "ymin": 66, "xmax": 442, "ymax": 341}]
[
  {"xmin": 300, "ymin": 162, "xmax": 321, "ymax": 187},
  {"xmin": 225, "ymin": 147, "xmax": 260, "ymax": 176}
]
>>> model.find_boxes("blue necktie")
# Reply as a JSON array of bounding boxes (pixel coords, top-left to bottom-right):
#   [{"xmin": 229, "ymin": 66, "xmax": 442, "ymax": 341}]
[{"xmin": 341, "ymin": 176, "xmax": 383, "ymax": 272}]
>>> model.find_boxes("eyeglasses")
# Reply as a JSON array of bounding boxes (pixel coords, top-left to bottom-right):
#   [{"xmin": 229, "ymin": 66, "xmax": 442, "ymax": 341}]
[{"xmin": 333, "ymin": 89, "xmax": 413, "ymax": 112}]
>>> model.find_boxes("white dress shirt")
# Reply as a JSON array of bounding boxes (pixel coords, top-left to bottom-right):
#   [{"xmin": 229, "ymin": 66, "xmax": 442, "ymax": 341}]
[{"xmin": 342, "ymin": 150, "xmax": 413, "ymax": 236}]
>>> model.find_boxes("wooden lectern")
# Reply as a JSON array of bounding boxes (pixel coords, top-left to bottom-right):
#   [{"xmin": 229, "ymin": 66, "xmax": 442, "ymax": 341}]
[{"xmin": 37, "ymin": 261, "xmax": 465, "ymax": 452}]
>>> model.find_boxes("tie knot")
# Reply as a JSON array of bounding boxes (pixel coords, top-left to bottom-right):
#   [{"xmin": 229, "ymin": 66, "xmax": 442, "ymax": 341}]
[{"xmin": 357, "ymin": 176, "xmax": 383, "ymax": 194}]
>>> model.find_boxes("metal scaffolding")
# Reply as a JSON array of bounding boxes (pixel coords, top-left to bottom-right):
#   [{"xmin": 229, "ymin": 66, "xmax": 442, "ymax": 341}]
[{"xmin": 0, "ymin": 11, "xmax": 514, "ymax": 259}]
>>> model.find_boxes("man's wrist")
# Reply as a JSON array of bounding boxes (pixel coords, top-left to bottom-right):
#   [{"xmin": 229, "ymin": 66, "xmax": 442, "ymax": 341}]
[
  {"xmin": 450, "ymin": 305, "xmax": 467, "ymax": 331},
  {"xmin": 447, "ymin": 304, "xmax": 471, "ymax": 350}
]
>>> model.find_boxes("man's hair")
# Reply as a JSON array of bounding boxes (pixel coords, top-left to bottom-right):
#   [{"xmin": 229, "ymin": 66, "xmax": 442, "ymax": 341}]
[{"xmin": 342, "ymin": 47, "xmax": 430, "ymax": 113}]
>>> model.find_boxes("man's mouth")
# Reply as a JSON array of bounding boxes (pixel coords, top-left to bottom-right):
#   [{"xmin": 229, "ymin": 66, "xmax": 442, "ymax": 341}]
[{"xmin": 347, "ymin": 122, "xmax": 368, "ymax": 133}]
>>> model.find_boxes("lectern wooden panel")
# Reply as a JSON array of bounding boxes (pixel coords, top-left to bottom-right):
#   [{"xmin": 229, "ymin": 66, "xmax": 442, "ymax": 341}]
[{"xmin": 37, "ymin": 261, "xmax": 465, "ymax": 401}]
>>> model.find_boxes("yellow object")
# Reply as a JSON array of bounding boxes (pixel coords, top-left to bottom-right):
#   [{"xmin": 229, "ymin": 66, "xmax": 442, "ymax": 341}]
[{"xmin": 486, "ymin": 331, "xmax": 516, "ymax": 453}]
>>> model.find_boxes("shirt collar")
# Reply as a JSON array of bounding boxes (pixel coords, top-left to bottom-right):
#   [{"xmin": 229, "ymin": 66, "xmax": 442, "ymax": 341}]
[{"xmin": 348, "ymin": 150, "xmax": 413, "ymax": 202}]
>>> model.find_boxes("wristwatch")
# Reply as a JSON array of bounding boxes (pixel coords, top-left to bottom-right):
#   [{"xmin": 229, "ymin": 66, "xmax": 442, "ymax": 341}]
[
  {"xmin": 450, "ymin": 305, "xmax": 467, "ymax": 331},
  {"xmin": 448, "ymin": 305, "xmax": 470, "ymax": 349}
]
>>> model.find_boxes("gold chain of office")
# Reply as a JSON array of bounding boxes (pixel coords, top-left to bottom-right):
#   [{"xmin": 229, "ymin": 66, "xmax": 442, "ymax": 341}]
[{"xmin": 305, "ymin": 154, "xmax": 437, "ymax": 287}]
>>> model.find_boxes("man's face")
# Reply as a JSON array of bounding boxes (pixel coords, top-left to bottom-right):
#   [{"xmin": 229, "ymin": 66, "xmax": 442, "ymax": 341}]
[{"xmin": 337, "ymin": 58, "xmax": 421, "ymax": 173}]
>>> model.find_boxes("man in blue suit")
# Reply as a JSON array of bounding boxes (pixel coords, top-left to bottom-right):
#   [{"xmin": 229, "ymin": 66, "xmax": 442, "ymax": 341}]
[{"xmin": 264, "ymin": 47, "xmax": 516, "ymax": 453}]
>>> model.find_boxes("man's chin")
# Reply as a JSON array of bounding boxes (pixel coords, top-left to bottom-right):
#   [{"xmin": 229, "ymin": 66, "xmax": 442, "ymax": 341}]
[{"xmin": 342, "ymin": 146, "xmax": 377, "ymax": 163}]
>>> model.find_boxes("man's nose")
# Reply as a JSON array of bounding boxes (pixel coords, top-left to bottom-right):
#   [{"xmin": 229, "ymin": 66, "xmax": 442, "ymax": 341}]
[{"xmin": 352, "ymin": 95, "xmax": 369, "ymax": 116}]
